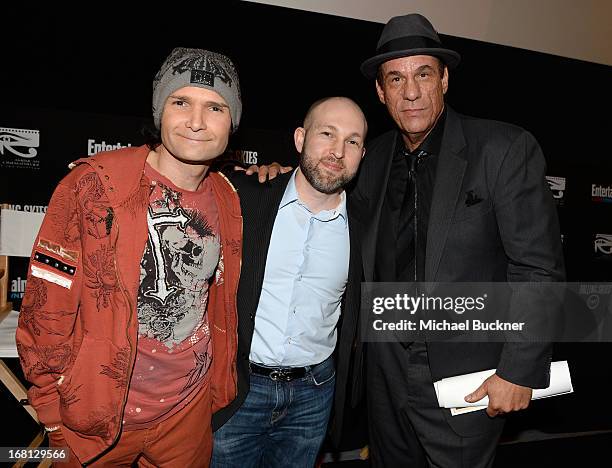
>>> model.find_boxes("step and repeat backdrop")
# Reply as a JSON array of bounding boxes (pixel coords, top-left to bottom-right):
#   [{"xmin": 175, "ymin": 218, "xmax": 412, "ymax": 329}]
[
  {"xmin": 0, "ymin": 108, "xmax": 297, "ymax": 311},
  {"xmin": 1, "ymin": 2, "xmax": 611, "ymax": 451}
]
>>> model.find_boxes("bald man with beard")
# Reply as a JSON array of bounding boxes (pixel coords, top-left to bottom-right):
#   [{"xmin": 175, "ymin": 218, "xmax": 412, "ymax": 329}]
[{"xmin": 212, "ymin": 97, "xmax": 367, "ymax": 468}]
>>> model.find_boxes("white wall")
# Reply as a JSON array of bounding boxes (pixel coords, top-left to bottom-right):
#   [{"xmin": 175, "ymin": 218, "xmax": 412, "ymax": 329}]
[{"xmin": 245, "ymin": 0, "xmax": 612, "ymax": 66}]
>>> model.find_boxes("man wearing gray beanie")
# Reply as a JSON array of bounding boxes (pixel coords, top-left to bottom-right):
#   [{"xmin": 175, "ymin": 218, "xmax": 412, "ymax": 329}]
[
  {"xmin": 153, "ymin": 47, "xmax": 242, "ymax": 133},
  {"xmin": 17, "ymin": 47, "xmax": 242, "ymax": 467}
]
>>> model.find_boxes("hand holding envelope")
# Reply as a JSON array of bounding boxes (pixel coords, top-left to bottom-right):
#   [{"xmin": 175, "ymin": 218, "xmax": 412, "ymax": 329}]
[
  {"xmin": 465, "ymin": 373, "xmax": 533, "ymax": 417},
  {"xmin": 434, "ymin": 361, "xmax": 574, "ymax": 416}
]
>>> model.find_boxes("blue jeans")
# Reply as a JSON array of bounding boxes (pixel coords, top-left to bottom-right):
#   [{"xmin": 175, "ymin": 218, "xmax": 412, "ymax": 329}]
[{"xmin": 212, "ymin": 356, "xmax": 335, "ymax": 468}]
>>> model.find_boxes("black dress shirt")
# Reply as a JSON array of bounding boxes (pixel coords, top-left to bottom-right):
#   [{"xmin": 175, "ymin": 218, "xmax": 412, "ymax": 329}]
[{"xmin": 375, "ymin": 108, "xmax": 446, "ymax": 282}]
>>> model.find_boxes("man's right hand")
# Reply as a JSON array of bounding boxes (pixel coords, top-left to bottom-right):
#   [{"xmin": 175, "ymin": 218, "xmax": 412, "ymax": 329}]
[{"xmin": 234, "ymin": 162, "xmax": 293, "ymax": 182}]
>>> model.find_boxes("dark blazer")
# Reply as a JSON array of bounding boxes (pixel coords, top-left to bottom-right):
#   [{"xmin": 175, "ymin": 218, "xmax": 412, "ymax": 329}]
[
  {"xmin": 212, "ymin": 170, "xmax": 362, "ymax": 432},
  {"xmin": 335, "ymin": 106, "xmax": 565, "ymax": 437}
]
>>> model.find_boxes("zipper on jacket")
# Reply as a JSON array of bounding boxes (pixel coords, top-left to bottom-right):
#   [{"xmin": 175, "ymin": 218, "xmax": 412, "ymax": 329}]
[
  {"xmin": 218, "ymin": 171, "xmax": 241, "ymax": 397},
  {"xmin": 83, "ymin": 216, "xmax": 137, "ymax": 466},
  {"xmin": 226, "ymin": 174, "xmax": 241, "ymax": 397},
  {"xmin": 234, "ymin": 208, "xmax": 242, "ymax": 395},
  {"xmin": 112, "ymin": 219, "xmax": 137, "ymax": 445}
]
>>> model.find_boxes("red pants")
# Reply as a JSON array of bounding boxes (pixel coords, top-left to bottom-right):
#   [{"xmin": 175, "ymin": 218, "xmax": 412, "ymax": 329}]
[{"xmin": 49, "ymin": 384, "xmax": 212, "ymax": 467}]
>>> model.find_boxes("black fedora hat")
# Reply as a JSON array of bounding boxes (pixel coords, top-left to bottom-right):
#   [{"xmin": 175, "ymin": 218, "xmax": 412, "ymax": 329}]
[{"xmin": 361, "ymin": 13, "xmax": 461, "ymax": 79}]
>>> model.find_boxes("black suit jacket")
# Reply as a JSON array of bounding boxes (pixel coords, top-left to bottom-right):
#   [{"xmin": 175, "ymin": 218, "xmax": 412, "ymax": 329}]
[
  {"xmin": 212, "ymin": 170, "xmax": 362, "ymax": 432},
  {"xmin": 335, "ymin": 106, "xmax": 565, "ymax": 437}
]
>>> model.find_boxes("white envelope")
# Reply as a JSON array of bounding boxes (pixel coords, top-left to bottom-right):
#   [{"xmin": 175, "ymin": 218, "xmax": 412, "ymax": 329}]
[{"xmin": 434, "ymin": 361, "xmax": 574, "ymax": 415}]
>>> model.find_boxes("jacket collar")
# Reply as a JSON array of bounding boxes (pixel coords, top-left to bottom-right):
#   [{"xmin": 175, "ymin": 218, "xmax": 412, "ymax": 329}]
[
  {"xmin": 70, "ymin": 145, "xmax": 150, "ymax": 207},
  {"xmin": 424, "ymin": 106, "xmax": 467, "ymax": 280}
]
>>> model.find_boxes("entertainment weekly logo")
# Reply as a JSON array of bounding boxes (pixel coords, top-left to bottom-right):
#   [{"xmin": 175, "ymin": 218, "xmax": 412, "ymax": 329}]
[
  {"xmin": 592, "ymin": 184, "xmax": 612, "ymax": 204},
  {"xmin": 546, "ymin": 176, "xmax": 565, "ymax": 205},
  {"xmin": 0, "ymin": 127, "xmax": 40, "ymax": 170},
  {"xmin": 87, "ymin": 139, "xmax": 132, "ymax": 156}
]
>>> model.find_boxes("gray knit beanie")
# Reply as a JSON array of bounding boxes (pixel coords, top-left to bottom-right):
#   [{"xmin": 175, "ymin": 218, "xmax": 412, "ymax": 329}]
[{"xmin": 152, "ymin": 47, "xmax": 242, "ymax": 132}]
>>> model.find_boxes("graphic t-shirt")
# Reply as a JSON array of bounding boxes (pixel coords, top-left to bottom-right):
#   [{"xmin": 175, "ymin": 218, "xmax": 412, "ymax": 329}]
[{"xmin": 124, "ymin": 163, "xmax": 220, "ymax": 429}]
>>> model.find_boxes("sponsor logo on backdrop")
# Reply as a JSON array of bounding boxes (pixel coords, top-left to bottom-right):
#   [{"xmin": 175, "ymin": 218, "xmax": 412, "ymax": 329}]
[
  {"xmin": 87, "ymin": 139, "xmax": 132, "ymax": 156},
  {"xmin": 219, "ymin": 149, "xmax": 259, "ymax": 165},
  {"xmin": 546, "ymin": 176, "xmax": 565, "ymax": 205},
  {"xmin": 0, "ymin": 127, "xmax": 40, "ymax": 170},
  {"xmin": 594, "ymin": 234, "xmax": 612, "ymax": 255},
  {"xmin": 235, "ymin": 149, "xmax": 258, "ymax": 165},
  {"xmin": 5, "ymin": 204, "xmax": 48, "ymax": 213},
  {"xmin": 10, "ymin": 276, "xmax": 27, "ymax": 300},
  {"xmin": 592, "ymin": 184, "xmax": 612, "ymax": 204}
]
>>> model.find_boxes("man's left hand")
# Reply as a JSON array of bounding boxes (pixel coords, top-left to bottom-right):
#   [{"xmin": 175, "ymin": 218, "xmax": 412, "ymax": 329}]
[{"xmin": 464, "ymin": 374, "xmax": 532, "ymax": 417}]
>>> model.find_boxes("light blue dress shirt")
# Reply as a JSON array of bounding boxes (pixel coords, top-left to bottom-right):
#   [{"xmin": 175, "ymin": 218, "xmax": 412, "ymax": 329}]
[{"xmin": 249, "ymin": 170, "xmax": 350, "ymax": 367}]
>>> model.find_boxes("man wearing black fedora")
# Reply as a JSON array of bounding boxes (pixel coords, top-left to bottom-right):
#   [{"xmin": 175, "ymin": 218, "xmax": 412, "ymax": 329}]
[{"xmin": 334, "ymin": 13, "xmax": 565, "ymax": 467}]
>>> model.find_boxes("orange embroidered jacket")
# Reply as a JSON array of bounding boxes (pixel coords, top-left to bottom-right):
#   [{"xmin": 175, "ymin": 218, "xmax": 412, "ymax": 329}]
[{"xmin": 16, "ymin": 145, "xmax": 241, "ymax": 464}]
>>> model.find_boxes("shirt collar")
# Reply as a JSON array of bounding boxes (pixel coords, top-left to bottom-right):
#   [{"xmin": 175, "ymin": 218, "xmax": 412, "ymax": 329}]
[
  {"xmin": 279, "ymin": 169, "xmax": 348, "ymax": 227},
  {"xmin": 324, "ymin": 191, "xmax": 348, "ymax": 226},
  {"xmin": 279, "ymin": 169, "xmax": 300, "ymax": 209}
]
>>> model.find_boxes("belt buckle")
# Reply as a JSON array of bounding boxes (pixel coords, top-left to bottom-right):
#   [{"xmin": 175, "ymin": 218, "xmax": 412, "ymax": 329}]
[{"xmin": 269, "ymin": 369, "xmax": 292, "ymax": 382}]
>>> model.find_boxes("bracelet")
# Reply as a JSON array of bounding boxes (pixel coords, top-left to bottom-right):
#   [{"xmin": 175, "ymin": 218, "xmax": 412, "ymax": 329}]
[{"xmin": 44, "ymin": 425, "xmax": 60, "ymax": 432}]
